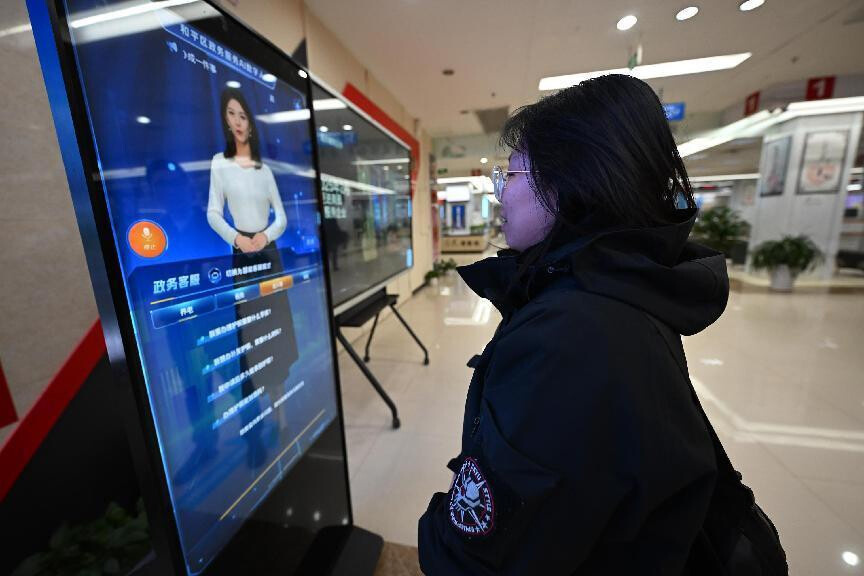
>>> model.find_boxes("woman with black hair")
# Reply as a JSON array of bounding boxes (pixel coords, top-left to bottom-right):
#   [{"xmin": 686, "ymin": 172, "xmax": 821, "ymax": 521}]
[
  {"xmin": 207, "ymin": 87, "xmax": 286, "ymax": 251},
  {"xmin": 207, "ymin": 88, "xmax": 298, "ymax": 466},
  {"xmin": 418, "ymin": 75, "xmax": 785, "ymax": 575}
]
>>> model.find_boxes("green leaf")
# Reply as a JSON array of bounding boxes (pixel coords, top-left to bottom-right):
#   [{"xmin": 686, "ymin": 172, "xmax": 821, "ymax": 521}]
[
  {"xmin": 690, "ymin": 206, "xmax": 750, "ymax": 256},
  {"xmin": 752, "ymin": 235, "xmax": 823, "ymax": 272},
  {"xmin": 11, "ymin": 499, "xmax": 151, "ymax": 576}
]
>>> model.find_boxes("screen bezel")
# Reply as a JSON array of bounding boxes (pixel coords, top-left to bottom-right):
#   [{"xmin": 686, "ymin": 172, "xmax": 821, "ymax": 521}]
[
  {"xmin": 31, "ymin": 0, "xmax": 355, "ymax": 573},
  {"xmin": 309, "ymin": 77, "xmax": 416, "ymax": 313}
]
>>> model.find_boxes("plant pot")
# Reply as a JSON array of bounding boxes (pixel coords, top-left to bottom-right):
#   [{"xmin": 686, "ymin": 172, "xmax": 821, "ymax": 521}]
[
  {"xmin": 769, "ymin": 265, "xmax": 795, "ymax": 292},
  {"xmin": 429, "ymin": 277, "xmax": 439, "ymax": 287}
]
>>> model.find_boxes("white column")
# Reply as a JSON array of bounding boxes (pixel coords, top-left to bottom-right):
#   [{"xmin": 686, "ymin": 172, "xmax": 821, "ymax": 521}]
[{"xmin": 750, "ymin": 112, "xmax": 863, "ymax": 279}]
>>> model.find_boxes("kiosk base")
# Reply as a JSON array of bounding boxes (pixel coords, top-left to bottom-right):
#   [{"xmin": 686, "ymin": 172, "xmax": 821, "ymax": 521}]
[{"xmin": 296, "ymin": 525, "xmax": 383, "ymax": 576}]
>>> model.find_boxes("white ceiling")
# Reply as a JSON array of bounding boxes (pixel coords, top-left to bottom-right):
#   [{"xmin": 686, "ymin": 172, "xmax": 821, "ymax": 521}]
[{"xmin": 305, "ymin": 0, "xmax": 864, "ymax": 136}]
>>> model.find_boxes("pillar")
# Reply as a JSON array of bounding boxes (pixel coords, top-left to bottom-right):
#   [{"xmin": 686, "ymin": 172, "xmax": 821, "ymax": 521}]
[{"xmin": 750, "ymin": 111, "xmax": 863, "ymax": 279}]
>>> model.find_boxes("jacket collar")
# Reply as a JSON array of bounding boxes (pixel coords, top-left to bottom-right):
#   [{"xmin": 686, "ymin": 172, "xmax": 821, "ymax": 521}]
[{"xmin": 457, "ymin": 210, "xmax": 700, "ymax": 318}]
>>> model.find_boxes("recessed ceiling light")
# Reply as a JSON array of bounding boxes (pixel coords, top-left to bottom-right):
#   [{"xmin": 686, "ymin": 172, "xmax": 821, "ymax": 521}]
[
  {"xmin": 676, "ymin": 6, "xmax": 699, "ymax": 20},
  {"xmin": 226, "ymin": 80, "xmax": 241, "ymax": 88},
  {"xmin": 342, "ymin": 124, "xmax": 353, "ymax": 131},
  {"xmin": 383, "ymin": 166, "xmax": 390, "ymax": 171},
  {"xmin": 136, "ymin": 116, "xmax": 151, "ymax": 125},
  {"xmin": 539, "ymin": 52, "xmax": 751, "ymax": 90},
  {"xmin": 616, "ymin": 14, "xmax": 638, "ymax": 31},
  {"xmin": 843, "ymin": 552, "xmax": 860, "ymax": 567},
  {"xmin": 262, "ymin": 73, "xmax": 277, "ymax": 82},
  {"xmin": 319, "ymin": 126, "xmax": 329, "ymax": 132},
  {"xmin": 298, "ymin": 70, "xmax": 308, "ymax": 78},
  {"xmin": 442, "ymin": 69, "xmax": 455, "ymax": 76},
  {"xmin": 480, "ymin": 157, "xmax": 489, "ymax": 164},
  {"xmin": 739, "ymin": 0, "xmax": 764, "ymax": 11}
]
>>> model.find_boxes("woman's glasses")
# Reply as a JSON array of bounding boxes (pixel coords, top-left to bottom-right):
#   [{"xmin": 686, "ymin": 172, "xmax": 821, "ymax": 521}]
[{"xmin": 491, "ymin": 165, "xmax": 531, "ymax": 202}]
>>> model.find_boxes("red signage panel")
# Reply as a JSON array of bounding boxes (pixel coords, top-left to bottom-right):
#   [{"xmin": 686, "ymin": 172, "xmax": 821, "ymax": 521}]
[
  {"xmin": 806, "ymin": 76, "xmax": 836, "ymax": 101},
  {"xmin": 744, "ymin": 91, "xmax": 761, "ymax": 117}
]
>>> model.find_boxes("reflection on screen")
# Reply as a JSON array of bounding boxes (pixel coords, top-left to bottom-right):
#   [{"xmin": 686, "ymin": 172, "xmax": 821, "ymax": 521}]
[
  {"xmin": 65, "ymin": 1, "xmax": 339, "ymax": 573},
  {"xmin": 311, "ymin": 84, "xmax": 413, "ymax": 307}
]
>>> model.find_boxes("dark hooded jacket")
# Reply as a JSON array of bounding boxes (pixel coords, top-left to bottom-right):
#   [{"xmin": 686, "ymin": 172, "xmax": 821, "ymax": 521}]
[{"xmin": 418, "ymin": 210, "xmax": 729, "ymax": 575}]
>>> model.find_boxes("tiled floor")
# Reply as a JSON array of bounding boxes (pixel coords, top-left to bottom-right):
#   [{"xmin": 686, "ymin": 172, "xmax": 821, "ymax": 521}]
[{"xmin": 339, "ymin": 252, "xmax": 864, "ymax": 575}]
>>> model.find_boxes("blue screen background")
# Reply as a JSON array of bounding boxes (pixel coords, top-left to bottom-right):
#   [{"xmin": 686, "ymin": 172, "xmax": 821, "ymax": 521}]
[{"xmin": 65, "ymin": 1, "xmax": 340, "ymax": 573}]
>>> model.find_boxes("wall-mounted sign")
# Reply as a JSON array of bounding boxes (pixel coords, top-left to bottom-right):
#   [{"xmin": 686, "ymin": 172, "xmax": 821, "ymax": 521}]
[
  {"xmin": 806, "ymin": 76, "xmax": 836, "ymax": 101},
  {"xmin": 798, "ymin": 130, "xmax": 849, "ymax": 195},
  {"xmin": 744, "ymin": 91, "xmax": 761, "ymax": 117},
  {"xmin": 663, "ymin": 102, "xmax": 686, "ymax": 122}
]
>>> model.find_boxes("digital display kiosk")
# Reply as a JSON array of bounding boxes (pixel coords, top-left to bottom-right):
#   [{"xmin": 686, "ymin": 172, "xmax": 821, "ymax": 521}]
[{"xmin": 28, "ymin": 0, "xmax": 368, "ymax": 573}]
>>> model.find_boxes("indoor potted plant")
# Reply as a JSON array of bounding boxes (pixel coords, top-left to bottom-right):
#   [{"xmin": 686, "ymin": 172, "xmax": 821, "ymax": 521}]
[
  {"xmin": 751, "ymin": 235, "xmax": 823, "ymax": 292},
  {"xmin": 690, "ymin": 206, "xmax": 751, "ymax": 259},
  {"xmin": 12, "ymin": 500, "xmax": 149, "ymax": 576},
  {"xmin": 424, "ymin": 268, "xmax": 440, "ymax": 287},
  {"xmin": 432, "ymin": 259, "xmax": 458, "ymax": 278},
  {"xmin": 443, "ymin": 258, "xmax": 458, "ymax": 276}
]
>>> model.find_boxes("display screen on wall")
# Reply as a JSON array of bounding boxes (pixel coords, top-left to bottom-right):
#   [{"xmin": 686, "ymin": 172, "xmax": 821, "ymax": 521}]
[
  {"xmin": 46, "ymin": 1, "xmax": 345, "ymax": 573},
  {"xmin": 311, "ymin": 82, "xmax": 413, "ymax": 309}
]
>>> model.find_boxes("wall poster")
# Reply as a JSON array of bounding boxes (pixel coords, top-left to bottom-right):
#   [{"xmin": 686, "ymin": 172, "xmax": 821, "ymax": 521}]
[
  {"xmin": 798, "ymin": 130, "xmax": 849, "ymax": 195},
  {"xmin": 760, "ymin": 135, "xmax": 791, "ymax": 197}
]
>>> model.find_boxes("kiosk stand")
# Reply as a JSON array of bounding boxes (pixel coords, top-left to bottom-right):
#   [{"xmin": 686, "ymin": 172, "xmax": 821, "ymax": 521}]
[
  {"xmin": 335, "ymin": 289, "xmax": 429, "ymax": 430},
  {"xmin": 28, "ymin": 0, "xmax": 385, "ymax": 573}
]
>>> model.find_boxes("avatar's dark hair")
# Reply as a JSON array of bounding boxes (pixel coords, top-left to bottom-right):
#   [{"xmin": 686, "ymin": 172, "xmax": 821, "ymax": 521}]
[
  {"xmin": 220, "ymin": 87, "xmax": 262, "ymax": 169},
  {"xmin": 500, "ymin": 74, "xmax": 695, "ymax": 267}
]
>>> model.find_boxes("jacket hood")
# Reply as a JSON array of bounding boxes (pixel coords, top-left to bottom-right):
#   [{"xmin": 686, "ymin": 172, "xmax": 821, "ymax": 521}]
[{"xmin": 458, "ymin": 210, "xmax": 729, "ymax": 336}]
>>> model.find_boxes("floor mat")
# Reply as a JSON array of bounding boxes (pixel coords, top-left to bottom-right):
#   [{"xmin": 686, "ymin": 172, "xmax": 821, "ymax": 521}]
[{"xmin": 374, "ymin": 541, "xmax": 422, "ymax": 576}]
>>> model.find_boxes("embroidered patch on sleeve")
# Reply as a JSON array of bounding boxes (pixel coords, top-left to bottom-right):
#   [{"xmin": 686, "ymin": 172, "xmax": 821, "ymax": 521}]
[{"xmin": 448, "ymin": 457, "xmax": 495, "ymax": 537}]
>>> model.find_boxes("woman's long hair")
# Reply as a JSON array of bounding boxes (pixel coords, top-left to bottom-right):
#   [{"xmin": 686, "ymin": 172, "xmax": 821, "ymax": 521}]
[
  {"xmin": 499, "ymin": 74, "xmax": 696, "ymax": 280},
  {"xmin": 220, "ymin": 87, "xmax": 262, "ymax": 169}
]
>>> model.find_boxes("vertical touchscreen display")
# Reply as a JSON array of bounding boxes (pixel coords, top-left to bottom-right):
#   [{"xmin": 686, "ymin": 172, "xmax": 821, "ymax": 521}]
[{"xmin": 62, "ymin": 1, "xmax": 339, "ymax": 572}]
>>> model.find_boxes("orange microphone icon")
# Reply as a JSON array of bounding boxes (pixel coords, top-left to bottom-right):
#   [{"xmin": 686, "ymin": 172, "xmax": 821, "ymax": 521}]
[{"xmin": 128, "ymin": 220, "xmax": 167, "ymax": 258}]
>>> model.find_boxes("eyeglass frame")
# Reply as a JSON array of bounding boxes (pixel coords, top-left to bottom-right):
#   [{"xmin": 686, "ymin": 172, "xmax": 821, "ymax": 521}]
[{"xmin": 491, "ymin": 165, "xmax": 531, "ymax": 202}]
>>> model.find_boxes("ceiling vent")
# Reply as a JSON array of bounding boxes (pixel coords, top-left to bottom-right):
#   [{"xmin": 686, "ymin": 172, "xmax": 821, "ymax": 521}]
[{"xmin": 474, "ymin": 106, "xmax": 510, "ymax": 134}]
